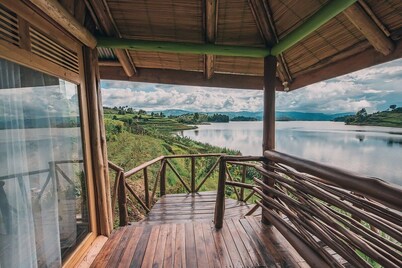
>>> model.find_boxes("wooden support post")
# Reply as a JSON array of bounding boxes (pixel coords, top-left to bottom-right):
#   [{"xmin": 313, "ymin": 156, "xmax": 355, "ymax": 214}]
[
  {"xmin": 343, "ymin": 3, "xmax": 394, "ymax": 55},
  {"xmin": 262, "ymin": 55, "xmax": 277, "ymax": 225},
  {"xmin": 214, "ymin": 158, "xmax": 226, "ymax": 228},
  {"xmin": 118, "ymin": 172, "xmax": 128, "ymax": 226},
  {"xmin": 160, "ymin": 160, "xmax": 166, "ymax": 196},
  {"xmin": 191, "ymin": 156, "xmax": 196, "ymax": 193},
  {"xmin": 143, "ymin": 167, "xmax": 150, "ymax": 208},
  {"xmin": 240, "ymin": 165, "xmax": 246, "ymax": 201},
  {"xmin": 204, "ymin": 0, "xmax": 217, "ymax": 79},
  {"xmin": 84, "ymin": 47, "xmax": 112, "ymax": 235}
]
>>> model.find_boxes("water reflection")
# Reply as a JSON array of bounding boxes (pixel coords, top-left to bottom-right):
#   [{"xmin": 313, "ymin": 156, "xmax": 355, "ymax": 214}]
[{"xmin": 180, "ymin": 121, "xmax": 402, "ymax": 186}]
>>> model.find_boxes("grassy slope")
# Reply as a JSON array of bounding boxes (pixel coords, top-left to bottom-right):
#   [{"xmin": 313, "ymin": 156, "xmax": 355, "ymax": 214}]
[
  {"xmin": 346, "ymin": 109, "xmax": 402, "ymax": 128},
  {"xmin": 104, "ymin": 108, "xmax": 243, "ymax": 221}
]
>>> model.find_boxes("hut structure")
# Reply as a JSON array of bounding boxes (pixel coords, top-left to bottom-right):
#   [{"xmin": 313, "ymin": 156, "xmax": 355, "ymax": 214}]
[{"xmin": 0, "ymin": 0, "xmax": 401, "ymax": 267}]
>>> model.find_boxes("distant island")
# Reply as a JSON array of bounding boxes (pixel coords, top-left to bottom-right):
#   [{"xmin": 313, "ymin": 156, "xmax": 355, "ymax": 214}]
[
  {"xmin": 158, "ymin": 109, "xmax": 354, "ymax": 121},
  {"xmin": 333, "ymin": 105, "xmax": 402, "ymax": 128},
  {"xmin": 231, "ymin": 116, "xmax": 258, "ymax": 121}
]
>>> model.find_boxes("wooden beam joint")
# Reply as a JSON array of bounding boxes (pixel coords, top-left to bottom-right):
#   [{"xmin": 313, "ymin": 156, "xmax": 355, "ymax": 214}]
[{"xmin": 343, "ymin": 2, "xmax": 394, "ymax": 55}]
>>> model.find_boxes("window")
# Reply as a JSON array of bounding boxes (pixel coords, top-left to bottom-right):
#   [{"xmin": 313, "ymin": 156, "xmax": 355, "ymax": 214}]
[{"xmin": 0, "ymin": 58, "xmax": 89, "ymax": 266}]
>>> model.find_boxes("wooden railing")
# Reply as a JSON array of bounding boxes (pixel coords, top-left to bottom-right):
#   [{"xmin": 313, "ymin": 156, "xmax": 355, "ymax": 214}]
[
  {"xmin": 108, "ymin": 153, "xmax": 223, "ymax": 226},
  {"xmin": 214, "ymin": 150, "xmax": 402, "ymax": 268}
]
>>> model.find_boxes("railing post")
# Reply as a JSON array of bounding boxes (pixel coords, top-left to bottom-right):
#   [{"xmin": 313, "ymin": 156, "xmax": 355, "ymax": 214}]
[
  {"xmin": 262, "ymin": 55, "xmax": 277, "ymax": 225},
  {"xmin": 240, "ymin": 165, "xmax": 246, "ymax": 201},
  {"xmin": 160, "ymin": 160, "xmax": 166, "ymax": 196},
  {"xmin": 143, "ymin": 167, "xmax": 150, "ymax": 208},
  {"xmin": 191, "ymin": 156, "xmax": 196, "ymax": 193},
  {"xmin": 118, "ymin": 172, "xmax": 128, "ymax": 226},
  {"xmin": 214, "ymin": 157, "xmax": 226, "ymax": 228}
]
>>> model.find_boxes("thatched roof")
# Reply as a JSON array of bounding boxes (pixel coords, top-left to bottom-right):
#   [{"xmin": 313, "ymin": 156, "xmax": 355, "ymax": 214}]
[{"xmin": 88, "ymin": 0, "xmax": 402, "ymax": 90}]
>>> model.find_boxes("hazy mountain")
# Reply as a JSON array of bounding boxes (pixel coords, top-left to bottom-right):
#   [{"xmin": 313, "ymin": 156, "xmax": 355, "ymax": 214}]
[{"xmin": 157, "ymin": 109, "xmax": 353, "ymax": 121}]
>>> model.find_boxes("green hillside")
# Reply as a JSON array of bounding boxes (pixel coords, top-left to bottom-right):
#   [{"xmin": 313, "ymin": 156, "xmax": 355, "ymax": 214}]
[
  {"xmin": 104, "ymin": 107, "xmax": 257, "ymax": 222},
  {"xmin": 335, "ymin": 107, "xmax": 402, "ymax": 128}
]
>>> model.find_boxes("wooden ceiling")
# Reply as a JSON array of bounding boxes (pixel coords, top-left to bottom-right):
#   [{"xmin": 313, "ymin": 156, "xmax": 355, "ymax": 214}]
[{"xmin": 86, "ymin": 0, "xmax": 402, "ymax": 90}]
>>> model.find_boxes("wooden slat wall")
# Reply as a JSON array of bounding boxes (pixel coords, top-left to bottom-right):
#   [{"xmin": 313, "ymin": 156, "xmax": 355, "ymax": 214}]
[
  {"xmin": 30, "ymin": 27, "xmax": 79, "ymax": 74},
  {"xmin": 284, "ymin": 13, "xmax": 366, "ymax": 75},
  {"xmin": 215, "ymin": 56, "xmax": 263, "ymax": 76},
  {"xmin": 0, "ymin": 5, "xmax": 19, "ymax": 47},
  {"xmin": 365, "ymin": 0, "xmax": 402, "ymax": 39},
  {"xmin": 106, "ymin": 0, "xmax": 204, "ymax": 43},
  {"xmin": 216, "ymin": 0, "xmax": 264, "ymax": 46},
  {"xmin": 130, "ymin": 51, "xmax": 204, "ymax": 72}
]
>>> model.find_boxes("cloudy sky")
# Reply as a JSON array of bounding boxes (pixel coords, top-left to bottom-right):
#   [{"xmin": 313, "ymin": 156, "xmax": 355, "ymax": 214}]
[{"xmin": 101, "ymin": 59, "xmax": 402, "ymax": 114}]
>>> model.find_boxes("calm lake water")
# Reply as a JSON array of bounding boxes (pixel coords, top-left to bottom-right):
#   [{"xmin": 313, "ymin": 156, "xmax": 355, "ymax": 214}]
[{"xmin": 179, "ymin": 121, "xmax": 402, "ymax": 186}]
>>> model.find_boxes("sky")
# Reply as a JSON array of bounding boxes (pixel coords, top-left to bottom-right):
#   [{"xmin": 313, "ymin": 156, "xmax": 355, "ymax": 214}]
[{"xmin": 101, "ymin": 58, "xmax": 402, "ymax": 114}]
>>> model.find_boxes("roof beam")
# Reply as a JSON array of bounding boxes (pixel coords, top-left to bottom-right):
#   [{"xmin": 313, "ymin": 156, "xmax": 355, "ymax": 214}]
[
  {"xmin": 289, "ymin": 39, "xmax": 402, "ymax": 91},
  {"xmin": 97, "ymin": 37, "xmax": 270, "ymax": 58},
  {"xmin": 343, "ymin": 2, "xmax": 394, "ymax": 55},
  {"xmin": 86, "ymin": 0, "xmax": 136, "ymax": 76},
  {"xmin": 270, "ymin": 0, "xmax": 357, "ymax": 55},
  {"xmin": 100, "ymin": 67, "xmax": 284, "ymax": 90},
  {"xmin": 204, "ymin": 0, "xmax": 218, "ymax": 79},
  {"xmin": 249, "ymin": 0, "xmax": 292, "ymax": 83},
  {"xmin": 29, "ymin": 0, "xmax": 97, "ymax": 48}
]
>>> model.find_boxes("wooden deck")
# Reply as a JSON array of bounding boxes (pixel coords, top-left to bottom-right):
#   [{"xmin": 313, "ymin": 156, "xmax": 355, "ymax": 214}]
[
  {"xmin": 91, "ymin": 217, "xmax": 307, "ymax": 268},
  {"xmin": 91, "ymin": 192, "xmax": 307, "ymax": 267},
  {"xmin": 141, "ymin": 191, "xmax": 258, "ymax": 224}
]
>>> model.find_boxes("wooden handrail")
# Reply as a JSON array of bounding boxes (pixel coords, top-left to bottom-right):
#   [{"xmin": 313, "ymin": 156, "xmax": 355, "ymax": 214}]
[
  {"xmin": 124, "ymin": 156, "xmax": 165, "ymax": 177},
  {"xmin": 264, "ymin": 149, "xmax": 402, "ymax": 210}
]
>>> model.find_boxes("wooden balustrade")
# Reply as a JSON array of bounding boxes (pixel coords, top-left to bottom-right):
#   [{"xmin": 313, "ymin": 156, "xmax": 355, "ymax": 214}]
[
  {"xmin": 108, "ymin": 151, "xmax": 402, "ymax": 267},
  {"xmin": 108, "ymin": 153, "xmax": 224, "ymax": 225},
  {"xmin": 214, "ymin": 150, "xmax": 402, "ymax": 267}
]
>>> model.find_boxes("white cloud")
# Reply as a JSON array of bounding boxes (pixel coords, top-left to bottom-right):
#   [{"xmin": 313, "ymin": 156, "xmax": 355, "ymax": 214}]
[{"xmin": 101, "ymin": 59, "xmax": 402, "ymax": 113}]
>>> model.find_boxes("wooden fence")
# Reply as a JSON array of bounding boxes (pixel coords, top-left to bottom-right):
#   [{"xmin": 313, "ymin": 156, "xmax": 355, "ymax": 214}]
[
  {"xmin": 214, "ymin": 150, "xmax": 402, "ymax": 268},
  {"xmin": 108, "ymin": 151, "xmax": 402, "ymax": 267}
]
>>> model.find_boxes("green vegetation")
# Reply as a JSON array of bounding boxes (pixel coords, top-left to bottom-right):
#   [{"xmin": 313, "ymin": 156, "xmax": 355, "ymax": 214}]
[
  {"xmin": 231, "ymin": 116, "xmax": 258, "ymax": 121},
  {"xmin": 334, "ymin": 106, "xmax": 402, "ymax": 127},
  {"xmin": 104, "ymin": 106, "xmax": 255, "ymax": 222}
]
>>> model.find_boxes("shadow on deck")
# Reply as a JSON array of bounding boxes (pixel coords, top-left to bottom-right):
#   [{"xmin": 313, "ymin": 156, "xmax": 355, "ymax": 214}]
[{"xmin": 91, "ymin": 192, "xmax": 307, "ymax": 267}]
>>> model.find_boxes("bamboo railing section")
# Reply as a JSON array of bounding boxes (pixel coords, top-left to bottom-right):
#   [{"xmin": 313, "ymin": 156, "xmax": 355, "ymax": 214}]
[
  {"xmin": 108, "ymin": 153, "xmax": 224, "ymax": 226},
  {"xmin": 214, "ymin": 150, "xmax": 402, "ymax": 268}
]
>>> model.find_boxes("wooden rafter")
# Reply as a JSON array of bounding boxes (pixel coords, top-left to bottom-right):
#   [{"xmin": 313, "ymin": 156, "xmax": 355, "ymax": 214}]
[
  {"xmin": 29, "ymin": 0, "xmax": 96, "ymax": 48},
  {"xmin": 343, "ymin": 2, "xmax": 394, "ymax": 56},
  {"xmin": 289, "ymin": 39, "xmax": 402, "ymax": 91},
  {"xmin": 248, "ymin": 0, "xmax": 292, "ymax": 84},
  {"xmin": 204, "ymin": 0, "xmax": 218, "ymax": 79},
  {"xmin": 99, "ymin": 66, "xmax": 284, "ymax": 90},
  {"xmin": 86, "ymin": 0, "xmax": 136, "ymax": 77}
]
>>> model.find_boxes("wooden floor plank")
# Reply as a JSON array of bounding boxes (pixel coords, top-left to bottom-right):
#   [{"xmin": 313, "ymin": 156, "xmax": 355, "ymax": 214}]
[
  {"xmin": 208, "ymin": 222, "xmax": 233, "ymax": 268},
  {"xmin": 220, "ymin": 221, "xmax": 244, "ymax": 267},
  {"xmin": 152, "ymin": 224, "xmax": 169, "ymax": 267},
  {"xmin": 129, "ymin": 226, "xmax": 153, "ymax": 268},
  {"xmin": 201, "ymin": 222, "xmax": 221, "ymax": 268},
  {"xmin": 193, "ymin": 222, "xmax": 210, "ymax": 268},
  {"xmin": 174, "ymin": 224, "xmax": 186, "ymax": 268},
  {"xmin": 231, "ymin": 218, "xmax": 264, "ymax": 267},
  {"xmin": 91, "ymin": 228, "xmax": 127, "ymax": 268},
  {"xmin": 163, "ymin": 224, "xmax": 176, "ymax": 268},
  {"xmin": 107, "ymin": 226, "xmax": 136, "ymax": 266},
  {"xmin": 239, "ymin": 218, "xmax": 278, "ymax": 268},
  {"xmin": 118, "ymin": 226, "xmax": 144, "ymax": 268},
  {"xmin": 224, "ymin": 220, "xmax": 255, "ymax": 267},
  {"xmin": 184, "ymin": 223, "xmax": 197, "ymax": 268},
  {"xmin": 141, "ymin": 225, "xmax": 161, "ymax": 268}
]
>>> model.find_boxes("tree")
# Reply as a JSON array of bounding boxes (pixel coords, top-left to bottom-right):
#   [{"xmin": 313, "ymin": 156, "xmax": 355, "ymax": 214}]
[{"xmin": 390, "ymin": 104, "xmax": 397, "ymax": 110}]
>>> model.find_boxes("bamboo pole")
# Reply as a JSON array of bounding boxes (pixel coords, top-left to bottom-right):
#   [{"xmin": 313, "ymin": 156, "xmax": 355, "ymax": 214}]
[{"xmin": 214, "ymin": 158, "xmax": 226, "ymax": 229}]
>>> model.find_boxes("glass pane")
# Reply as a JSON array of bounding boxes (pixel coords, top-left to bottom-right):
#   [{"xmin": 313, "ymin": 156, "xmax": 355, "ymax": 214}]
[{"xmin": 0, "ymin": 59, "xmax": 89, "ymax": 267}]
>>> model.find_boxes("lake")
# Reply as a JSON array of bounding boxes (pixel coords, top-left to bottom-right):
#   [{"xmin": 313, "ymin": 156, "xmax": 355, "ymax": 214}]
[{"xmin": 179, "ymin": 121, "xmax": 402, "ymax": 186}]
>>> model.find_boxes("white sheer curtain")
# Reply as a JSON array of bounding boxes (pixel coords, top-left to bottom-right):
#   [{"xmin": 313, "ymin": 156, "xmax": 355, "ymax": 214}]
[{"xmin": 0, "ymin": 59, "xmax": 62, "ymax": 267}]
